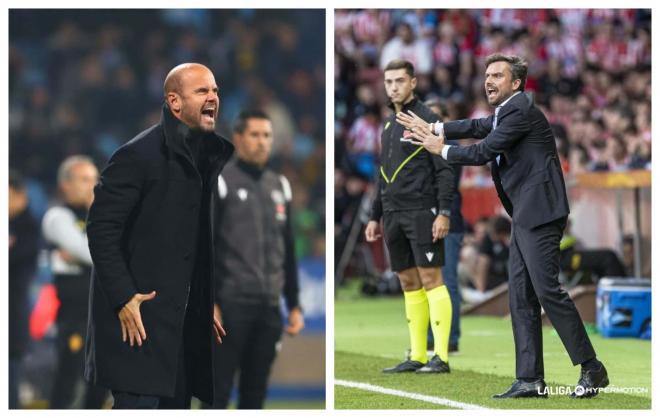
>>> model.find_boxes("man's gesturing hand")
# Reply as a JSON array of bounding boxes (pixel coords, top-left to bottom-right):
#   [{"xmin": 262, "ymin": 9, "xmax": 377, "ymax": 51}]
[
  {"xmin": 118, "ymin": 291, "xmax": 156, "ymax": 347},
  {"xmin": 407, "ymin": 122, "xmax": 445, "ymax": 155},
  {"xmin": 213, "ymin": 303, "xmax": 226, "ymax": 345},
  {"xmin": 396, "ymin": 110, "xmax": 432, "ymax": 132}
]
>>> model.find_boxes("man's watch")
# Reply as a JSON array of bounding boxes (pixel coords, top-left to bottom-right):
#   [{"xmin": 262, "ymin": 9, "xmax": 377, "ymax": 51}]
[{"xmin": 438, "ymin": 209, "xmax": 451, "ymax": 218}]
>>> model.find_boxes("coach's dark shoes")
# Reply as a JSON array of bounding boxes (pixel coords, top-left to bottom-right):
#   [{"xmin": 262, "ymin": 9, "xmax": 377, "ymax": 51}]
[
  {"xmin": 571, "ymin": 361, "xmax": 609, "ymax": 398},
  {"xmin": 382, "ymin": 360, "xmax": 425, "ymax": 373},
  {"xmin": 493, "ymin": 379, "xmax": 548, "ymax": 399},
  {"xmin": 416, "ymin": 355, "xmax": 450, "ymax": 374}
]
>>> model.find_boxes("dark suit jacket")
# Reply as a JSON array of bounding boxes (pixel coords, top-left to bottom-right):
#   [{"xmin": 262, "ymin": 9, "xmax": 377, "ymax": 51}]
[
  {"xmin": 85, "ymin": 104, "xmax": 233, "ymax": 401},
  {"xmin": 444, "ymin": 92, "xmax": 569, "ymax": 229}
]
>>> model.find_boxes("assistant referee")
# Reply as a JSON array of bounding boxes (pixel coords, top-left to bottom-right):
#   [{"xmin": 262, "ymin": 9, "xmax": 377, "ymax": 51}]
[{"xmin": 365, "ymin": 59, "xmax": 455, "ymax": 373}]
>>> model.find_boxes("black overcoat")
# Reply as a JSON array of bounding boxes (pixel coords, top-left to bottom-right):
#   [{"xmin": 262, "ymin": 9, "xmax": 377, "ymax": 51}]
[{"xmin": 84, "ymin": 104, "xmax": 233, "ymax": 402}]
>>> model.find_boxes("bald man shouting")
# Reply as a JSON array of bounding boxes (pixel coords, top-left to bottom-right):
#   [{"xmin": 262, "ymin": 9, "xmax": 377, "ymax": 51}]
[{"xmin": 85, "ymin": 63, "xmax": 234, "ymax": 409}]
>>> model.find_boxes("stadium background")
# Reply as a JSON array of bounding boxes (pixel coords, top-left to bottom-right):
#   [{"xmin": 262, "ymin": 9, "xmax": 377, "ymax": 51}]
[
  {"xmin": 9, "ymin": 9, "xmax": 325, "ymax": 409},
  {"xmin": 334, "ymin": 9, "xmax": 651, "ymax": 409}
]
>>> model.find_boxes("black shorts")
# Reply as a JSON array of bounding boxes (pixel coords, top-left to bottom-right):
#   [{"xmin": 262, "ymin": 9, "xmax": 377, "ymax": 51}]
[{"xmin": 383, "ymin": 208, "xmax": 444, "ymax": 272}]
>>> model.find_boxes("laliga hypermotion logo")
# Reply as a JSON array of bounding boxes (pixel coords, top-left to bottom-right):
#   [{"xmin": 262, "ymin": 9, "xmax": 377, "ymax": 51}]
[
  {"xmin": 537, "ymin": 385, "xmax": 587, "ymax": 396},
  {"xmin": 539, "ymin": 385, "xmax": 649, "ymax": 396}
]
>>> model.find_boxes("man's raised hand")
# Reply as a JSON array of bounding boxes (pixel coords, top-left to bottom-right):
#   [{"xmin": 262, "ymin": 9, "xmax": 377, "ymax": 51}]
[
  {"xmin": 408, "ymin": 123, "xmax": 445, "ymax": 155},
  {"xmin": 396, "ymin": 110, "xmax": 433, "ymax": 132}
]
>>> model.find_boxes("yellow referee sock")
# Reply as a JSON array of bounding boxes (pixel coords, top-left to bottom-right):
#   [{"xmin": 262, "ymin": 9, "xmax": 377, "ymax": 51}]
[
  {"xmin": 427, "ymin": 285, "xmax": 452, "ymax": 362},
  {"xmin": 403, "ymin": 288, "xmax": 429, "ymax": 364}
]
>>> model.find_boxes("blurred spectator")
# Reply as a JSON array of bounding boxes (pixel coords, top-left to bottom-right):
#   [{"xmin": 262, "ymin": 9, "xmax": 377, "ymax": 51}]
[
  {"xmin": 559, "ymin": 219, "xmax": 626, "ymax": 284},
  {"xmin": 345, "ymin": 105, "xmax": 380, "ymax": 180},
  {"xmin": 457, "ymin": 217, "xmax": 489, "ymax": 292},
  {"xmin": 9, "ymin": 169, "xmax": 40, "ymax": 409},
  {"xmin": 425, "ymin": 98, "xmax": 465, "ymax": 353},
  {"xmin": 380, "ymin": 22, "xmax": 432, "ymax": 76},
  {"xmin": 473, "ymin": 216, "xmax": 511, "ymax": 293},
  {"xmin": 621, "ymin": 235, "xmax": 636, "ymax": 277},
  {"xmin": 457, "ymin": 215, "xmax": 511, "ymax": 304}
]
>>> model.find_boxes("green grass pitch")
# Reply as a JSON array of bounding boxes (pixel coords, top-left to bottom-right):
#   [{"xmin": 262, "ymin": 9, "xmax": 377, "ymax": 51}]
[{"xmin": 335, "ymin": 280, "xmax": 651, "ymax": 409}]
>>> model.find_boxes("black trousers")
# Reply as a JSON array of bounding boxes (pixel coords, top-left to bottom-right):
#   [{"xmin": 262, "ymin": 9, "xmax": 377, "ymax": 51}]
[
  {"xmin": 509, "ymin": 217, "xmax": 596, "ymax": 379},
  {"xmin": 206, "ymin": 303, "xmax": 283, "ymax": 409},
  {"xmin": 49, "ymin": 317, "xmax": 108, "ymax": 409}
]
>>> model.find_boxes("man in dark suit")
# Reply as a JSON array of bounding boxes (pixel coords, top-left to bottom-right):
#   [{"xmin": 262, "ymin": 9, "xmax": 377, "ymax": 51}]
[
  {"xmin": 398, "ymin": 54, "xmax": 608, "ymax": 399},
  {"xmin": 85, "ymin": 63, "xmax": 233, "ymax": 408}
]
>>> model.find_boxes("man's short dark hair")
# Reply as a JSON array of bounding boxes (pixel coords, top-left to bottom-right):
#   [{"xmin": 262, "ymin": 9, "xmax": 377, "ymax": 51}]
[
  {"xmin": 485, "ymin": 53, "xmax": 528, "ymax": 92},
  {"xmin": 9, "ymin": 169, "xmax": 26, "ymax": 192},
  {"xmin": 384, "ymin": 59, "xmax": 415, "ymax": 78},
  {"xmin": 233, "ymin": 110, "xmax": 271, "ymax": 134}
]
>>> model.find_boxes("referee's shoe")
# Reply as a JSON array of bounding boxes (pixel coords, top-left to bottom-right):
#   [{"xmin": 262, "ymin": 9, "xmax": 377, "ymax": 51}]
[
  {"xmin": 383, "ymin": 360, "xmax": 425, "ymax": 373},
  {"xmin": 416, "ymin": 355, "xmax": 450, "ymax": 374}
]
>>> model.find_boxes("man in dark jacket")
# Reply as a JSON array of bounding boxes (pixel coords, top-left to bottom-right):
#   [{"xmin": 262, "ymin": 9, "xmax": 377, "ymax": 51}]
[
  {"xmin": 43, "ymin": 156, "xmax": 107, "ymax": 408},
  {"xmin": 208, "ymin": 110, "xmax": 304, "ymax": 409},
  {"xmin": 9, "ymin": 169, "xmax": 39, "ymax": 409},
  {"xmin": 85, "ymin": 63, "xmax": 233, "ymax": 409},
  {"xmin": 365, "ymin": 59, "xmax": 455, "ymax": 374},
  {"xmin": 400, "ymin": 53, "xmax": 608, "ymax": 399}
]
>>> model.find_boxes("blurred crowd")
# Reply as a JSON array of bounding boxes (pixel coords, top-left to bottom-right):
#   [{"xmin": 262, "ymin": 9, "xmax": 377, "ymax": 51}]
[
  {"xmin": 336, "ymin": 9, "xmax": 651, "ymax": 186},
  {"xmin": 335, "ymin": 9, "xmax": 650, "ymax": 283},
  {"xmin": 10, "ymin": 9, "xmax": 326, "ymax": 261}
]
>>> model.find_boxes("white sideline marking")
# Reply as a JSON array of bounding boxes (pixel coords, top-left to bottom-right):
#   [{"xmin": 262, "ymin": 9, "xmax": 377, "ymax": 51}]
[{"xmin": 335, "ymin": 379, "xmax": 489, "ymax": 410}]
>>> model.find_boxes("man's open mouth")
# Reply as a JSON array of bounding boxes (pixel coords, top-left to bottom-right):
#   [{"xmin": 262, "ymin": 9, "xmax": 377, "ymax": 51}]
[
  {"xmin": 486, "ymin": 87, "xmax": 498, "ymax": 99},
  {"xmin": 201, "ymin": 107, "xmax": 215, "ymax": 121}
]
